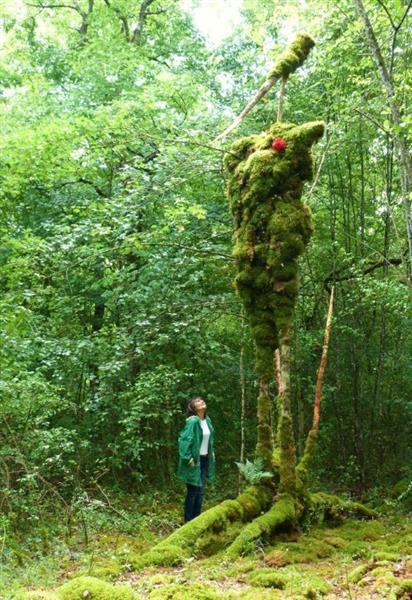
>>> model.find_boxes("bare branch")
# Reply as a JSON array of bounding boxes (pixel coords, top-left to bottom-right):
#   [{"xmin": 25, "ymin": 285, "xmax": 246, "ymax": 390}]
[
  {"xmin": 353, "ymin": 108, "xmax": 390, "ymax": 134},
  {"xmin": 324, "ymin": 256, "xmax": 403, "ymax": 291},
  {"xmin": 137, "ymin": 241, "xmax": 234, "ymax": 260},
  {"xmin": 26, "ymin": 1, "xmax": 80, "ymax": 11},
  {"xmin": 277, "ymin": 75, "xmax": 288, "ymax": 122},
  {"xmin": 306, "ymin": 132, "xmax": 333, "ymax": 201},
  {"xmin": 103, "ymin": 0, "xmax": 130, "ymax": 41},
  {"xmin": 375, "ymin": 0, "xmax": 396, "ymax": 29},
  {"xmin": 132, "ymin": 0, "xmax": 157, "ymax": 44},
  {"xmin": 395, "ymin": 0, "xmax": 412, "ymax": 32}
]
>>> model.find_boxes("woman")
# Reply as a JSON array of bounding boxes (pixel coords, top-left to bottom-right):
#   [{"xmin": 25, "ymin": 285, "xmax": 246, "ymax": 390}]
[{"xmin": 177, "ymin": 396, "xmax": 215, "ymax": 523}]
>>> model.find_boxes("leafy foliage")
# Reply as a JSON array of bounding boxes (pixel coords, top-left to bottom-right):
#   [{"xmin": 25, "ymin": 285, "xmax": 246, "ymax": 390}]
[{"xmin": 235, "ymin": 458, "xmax": 273, "ymax": 485}]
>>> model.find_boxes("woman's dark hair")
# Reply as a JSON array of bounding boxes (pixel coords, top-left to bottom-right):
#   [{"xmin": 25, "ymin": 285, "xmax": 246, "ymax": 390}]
[{"xmin": 186, "ymin": 396, "xmax": 207, "ymax": 417}]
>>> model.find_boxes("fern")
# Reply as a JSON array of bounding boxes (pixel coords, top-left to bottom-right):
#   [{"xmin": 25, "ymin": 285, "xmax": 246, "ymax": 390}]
[{"xmin": 235, "ymin": 457, "xmax": 273, "ymax": 485}]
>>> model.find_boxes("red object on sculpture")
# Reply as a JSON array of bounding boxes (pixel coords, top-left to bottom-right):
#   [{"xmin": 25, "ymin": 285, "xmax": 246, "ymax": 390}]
[{"xmin": 271, "ymin": 138, "xmax": 288, "ymax": 152}]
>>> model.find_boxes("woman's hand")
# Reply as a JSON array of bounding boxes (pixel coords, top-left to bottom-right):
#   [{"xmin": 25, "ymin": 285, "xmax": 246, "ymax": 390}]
[{"xmin": 188, "ymin": 458, "xmax": 195, "ymax": 467}]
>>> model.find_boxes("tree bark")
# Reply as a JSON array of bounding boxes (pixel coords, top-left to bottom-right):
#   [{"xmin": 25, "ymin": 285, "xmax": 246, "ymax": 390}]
[{"xmin": 278, "ymin": 328, "xmax": 297, "ymax": 495}]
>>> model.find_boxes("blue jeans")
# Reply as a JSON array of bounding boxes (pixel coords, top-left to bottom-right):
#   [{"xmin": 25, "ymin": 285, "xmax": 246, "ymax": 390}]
[{"xmin": 184, "ymin": 455, "xmax": 208, "ymax": 523}]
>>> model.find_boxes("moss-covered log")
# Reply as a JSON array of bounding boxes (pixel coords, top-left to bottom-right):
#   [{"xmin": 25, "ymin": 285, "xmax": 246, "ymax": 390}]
[
  {"xmin": 308, "ymin": 492, "xmax": 378, "ymax": 523},
  {"xmin": 130, "ymin": 484, "xmax": 273, "ymax": 569},
  {"xmin": 225, "ymin": 494, "xmax": 296, "ymax": 558}
]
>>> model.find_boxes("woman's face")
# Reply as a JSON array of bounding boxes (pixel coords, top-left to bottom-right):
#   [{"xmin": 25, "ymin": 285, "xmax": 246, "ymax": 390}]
[{"xmin": 193, "ymin": 398, "xmax": 207, "ymax": 413}]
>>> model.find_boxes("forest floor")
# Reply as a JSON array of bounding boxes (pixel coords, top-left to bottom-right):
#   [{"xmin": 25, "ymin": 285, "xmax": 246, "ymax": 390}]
[{"xmin": 2, "ymin": 493, "xmax": 412, "ymax": 600}]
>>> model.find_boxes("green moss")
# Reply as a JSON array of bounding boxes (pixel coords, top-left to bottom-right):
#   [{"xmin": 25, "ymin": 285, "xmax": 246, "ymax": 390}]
[
  {"xmin": 76, "ymin": 558, "xmax": 124, "ymax": 581},
  {"xmin": 132, "ymin": 486, "xmax": 273, "ymax": 569},
  {"xmin": 236, "ymin": 590, "xmax": 282, "ymax": 600},
  {"xmin": 309, "ymin": 493, "xmax": 377, "ymax": 527},
  {"xmin": 25, "ymin": 593, "xmax": 59, "ymax": 600},
  {"xmin": 396, "ymin": 579, "xmax": 412, "ymax": 597},
  {"xmin": 272, "ymin": 565, "xmax": 331, "ymax": 598},
  {"xmin": 344, "ymin": 541, "xmax": 371, "ymax": 559},
  {"xmin": 303, "ymin": 584, "xmax": 329, "ymax": 599},
  {"xmin": 348, "ymin": 562, "xmax": 372, "ymax": 583},
  {"xmin": 264, "ymin": 549, "xmax": 291, "ymax": 567},
  {"xmin": 225, "ymin": 120, "xmax": 324, "ymax": 385},
  {"xmin": 58, "ymin": 576, "xmax": 137, "ymax": 600},
  {"xmin": 265, "ymin": 537, "xmax": 333, "ymax": 566},
  {"xmin": 195, "ymin": 521, "xmax": 244, "ymax": 556},
  {"xmin": 225, "ymin": 495, "xmax": 295, "ymax": 558},
  {"xmin": 373, "ymin": 551, "xmax": 400, "ymax": 562},
  {"xmin": 268, "ymin": 34, "xmax": 315, "ymax": 80},
  {"xmin": 147, "ymin": 583, "xmax": 224, "ymax": 599},
  {"xmin": 322, "ymin": 536, "xmax": 346, "ymax": 549},
  {"xmin": 224, "ymin": 558, "xmax": 259, "ymax": 577},
  {"xmin": 301, "ymin": 575, "xmax": 331, "ymax": 598},
  {"xmin": 248, "ymin": 568, "xmax": 286, "ymax": 589},
  {"xmin": 297, "ymin": 430, "xmax": 317, "ymax": 487},
  {"xmin": 370, "ymin": 565, "xmax": 395, "ymax": 577}
]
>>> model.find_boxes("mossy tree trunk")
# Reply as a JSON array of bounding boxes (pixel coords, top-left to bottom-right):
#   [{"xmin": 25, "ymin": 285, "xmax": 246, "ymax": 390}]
[{"xmin": 255, "ymin": 377, "xmax": 274, "ymax": 471}]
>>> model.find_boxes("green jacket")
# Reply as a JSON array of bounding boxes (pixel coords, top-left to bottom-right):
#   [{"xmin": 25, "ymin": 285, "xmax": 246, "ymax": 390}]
[{"xmin": 177, "ymin": 415, "xmax": 216, "ymax": 486}]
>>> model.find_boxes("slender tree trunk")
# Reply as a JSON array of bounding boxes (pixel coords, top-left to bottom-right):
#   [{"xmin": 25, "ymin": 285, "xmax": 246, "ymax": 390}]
[
  {"xmin": 313, "ymin": 287, "xmax": 335, "ymax": 431},
  {"xmin": 278, "ymin": 328, "xmax": 297, "ymax": 495},
  {"xmin": 353, "ymin": 0, "xmax": 412, "ymax": 282}
]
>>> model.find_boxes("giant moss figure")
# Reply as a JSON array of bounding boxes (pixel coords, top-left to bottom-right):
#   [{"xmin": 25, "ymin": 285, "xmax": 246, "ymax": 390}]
[
  {"xmin": 225, "ymin": 121, "xmax": 324, "ymax": 377},
  {"xmin": 116, "ymin": 34, "xmax": 375, "ymax": 571},
  {"xmin": 224, "ymin": 122, "xmax": 324, "ymax": 474}
]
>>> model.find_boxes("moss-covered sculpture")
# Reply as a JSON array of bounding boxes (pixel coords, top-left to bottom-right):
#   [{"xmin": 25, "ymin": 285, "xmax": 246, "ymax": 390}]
[
  {"xmin": 56, "ymin": 35, "xmax": 373, "ymax": 576},
  {"xmin": 225, "ymin": 121, "xmax": 324, "ymax": 379},
  {"xmin": 225, "ymin": 121, "xmax": 324, "ymax": 476}
]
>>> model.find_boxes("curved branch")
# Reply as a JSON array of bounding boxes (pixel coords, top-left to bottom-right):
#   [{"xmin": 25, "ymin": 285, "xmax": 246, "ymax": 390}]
[{"xmin": 324, "ymin": 257, "xmax": 403, "ymax": 291}]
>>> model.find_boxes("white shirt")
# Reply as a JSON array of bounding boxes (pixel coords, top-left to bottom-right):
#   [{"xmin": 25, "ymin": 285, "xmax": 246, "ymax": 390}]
[{"xmin": 199, "ymin": 419, "xmax": 210, "ymax": 456}]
